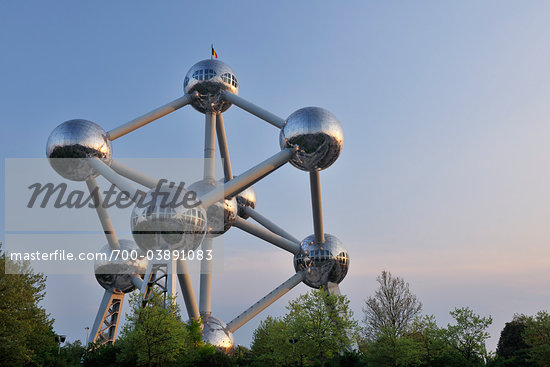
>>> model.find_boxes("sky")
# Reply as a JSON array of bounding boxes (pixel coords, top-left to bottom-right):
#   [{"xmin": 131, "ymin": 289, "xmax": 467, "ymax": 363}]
[{"xmin": 2, "ymin": 0, "xmax": 550, "ymax": 351}]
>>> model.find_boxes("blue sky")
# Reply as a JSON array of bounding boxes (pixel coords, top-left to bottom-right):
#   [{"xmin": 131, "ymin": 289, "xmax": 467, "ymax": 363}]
[{"xmin": 2, "ymin": 1, "xmax": 550, "ymax": 350}]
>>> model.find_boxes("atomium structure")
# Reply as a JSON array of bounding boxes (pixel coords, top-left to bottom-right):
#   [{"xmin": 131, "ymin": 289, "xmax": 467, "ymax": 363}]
[{"xmin": 46, "ymin": 57, "xmax": 348, "ymax": 354}]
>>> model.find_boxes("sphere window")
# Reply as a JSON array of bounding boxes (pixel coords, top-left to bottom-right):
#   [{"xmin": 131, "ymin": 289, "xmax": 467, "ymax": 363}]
[
  {"xmin": 204, "ymin": 69, "xmax": 216, "ymax": 80},
  {"xmin": 192, "ymin": 69, "xmax": 204, "ymax": 80},
  {"xmin": 221, "ymin": 73, "xmax": 238, "ymax": 88},
  {"xmin": 184, "ymin": 77, "xmax": 189, "ymax": 88},
  {"xmin": 193, "ymin": 69, "xmax": 216, "ymax": 81}
]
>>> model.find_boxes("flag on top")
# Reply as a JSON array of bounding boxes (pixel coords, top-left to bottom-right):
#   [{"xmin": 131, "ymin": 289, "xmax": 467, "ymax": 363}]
[{"xmin": 211, "ymin": 45, "xmax": 218, "ymax": 59}]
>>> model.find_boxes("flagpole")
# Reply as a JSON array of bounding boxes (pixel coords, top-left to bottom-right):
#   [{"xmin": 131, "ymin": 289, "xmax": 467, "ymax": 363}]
[{"xmin": 211, "ymin": 44, "xmax": 213, "ymax": 60}]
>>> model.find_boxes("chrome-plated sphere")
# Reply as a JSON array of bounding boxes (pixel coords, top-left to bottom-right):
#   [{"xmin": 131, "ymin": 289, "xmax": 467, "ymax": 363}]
[
  {"xmin": 235, "ymin": 185, "xmax": 256, "ymax": 219},
  {"xmin": 189, "ymin": 179, "xmax": 237, "ymax": 236},
  {"xmin": 294, "ymin": 233, "xmax": 349, "ymax": 289},
  {"xmin": 94, "ymin": 239, "xmax": 147, "ymax": 293},
  {"xmin": 201, "ymin": 315, "xmax": 235, "ymax": 355},
  {"xmin": 130, "ymin": 185, "xmax": 207, "ymax": 251},
  {"xmin": 46, "ymin": 119, "xmax": 112, "ymax": 181},
  {"xmin": 184, "ymin": 59, "xmax": 239, "ymax": 113},
  {"xmin": 280, "ymin": 107, "xmax": 344, "ymax": 171}
]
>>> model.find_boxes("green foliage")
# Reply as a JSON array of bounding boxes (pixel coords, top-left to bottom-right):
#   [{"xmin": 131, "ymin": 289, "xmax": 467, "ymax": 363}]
[
  {"xmin": 523, "ymin": 310, "xmax": 550, "ymax": 367},
  {"xmin": 250, "ymin": 316, "xmax": 292, "ymax": 366},
  {"xmin": 116, "ymin": 289, "xmax": 187, "ymax": 366},
  {"xmin": 82, "ymin": 342, "xmax": 127, "ymax": 367},
  {"xmin": 364, "ymin": 327, "xmax": 424, "ymax": 367},
  {"xmin": 491, "ymin": 314, "xmax": 534, "ymax": 367},
  {"xmin": 284, "ymin": 287, "xmax": 359, "ymax": 367},
  {"xmin": 0, "ymin": 244, "xmax": 57, "ymax": 367},
  {"xmin": 59, "ymin": 340, "xmax": 87, "ymax": 367},
  {"xmin": 445, "ymin": 307, "xmax": 492, "ymax": 367}
]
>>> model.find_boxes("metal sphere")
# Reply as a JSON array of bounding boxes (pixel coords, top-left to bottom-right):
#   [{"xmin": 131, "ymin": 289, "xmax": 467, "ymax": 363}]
[
  {"xmin": 189, "ymin": 179, "xmax": 237, "ymax": 236},
  {"xmin": 184, "ymin": 59, "xmax": 239, "ymax": 113},
  {"xmin": 46, "ymin": 119, "xmax": 112, "ymax": 181},
  {"xmin": 94, "ymin": 239, "xmax": 147, "ymax": 293},
  {"xmin": 235, "ymin": 184, "xmax": 256, "ymax": 219},
  {"xmin": 130, "ymin": 185, "xmax": 207, "ymax": 251},
  {"xmin": 201, "ymin": 315, "xmax": 235, "ymax": 355},
  {"xmin": 294, "ymin": 233, "xmax": 349, "ymax": 289},
  {"xmin": 280, "ymin": 107, "xmax": 344, "ymax": 171}
]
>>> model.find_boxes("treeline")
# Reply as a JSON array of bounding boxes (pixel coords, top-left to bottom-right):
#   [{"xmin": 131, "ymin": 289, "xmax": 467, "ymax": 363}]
[{"xmin": 2, "ymin": 243, "xmax": 550, "ymax": 367}]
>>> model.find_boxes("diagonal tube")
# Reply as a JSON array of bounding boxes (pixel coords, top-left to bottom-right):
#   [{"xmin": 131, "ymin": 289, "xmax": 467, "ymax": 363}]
[
  {"xmin": 88, "ymin": 158, "xmax": 140, "ymax": 199},
  {"xmin": 227, "ymin": 272, "xmax": 304, "ymax": 332},
  {"xmin": 107, "ymin": 94, "xmax": 194, "ymax": 140},
  {"xmin": 233, "ymin": 216, "xmax": 300, "ymax": 254},
  {"xmin": 222, "ymin": 91, "xmax": 286, "ymax": 129},
  {"xmin": 215, "ymin": 113, "xmax": 233, "ymax": 181},
  {"xmin": 177, "ymin": 259, "xmax": 200, "ymax": 320},
  {"xmin": 199, "ymin": 148, "xmax": 295, "ymax": 208},
  {"xmin": 110, "ymin": 159, "xmax": 159, "ymax": 189},
  {"xmin": 85, "ymin": 176, "xmax": 120, "ymax": 250},
  {"xmin": 243, "ymin": 207, "xmax": 300, "ymax": 244}
]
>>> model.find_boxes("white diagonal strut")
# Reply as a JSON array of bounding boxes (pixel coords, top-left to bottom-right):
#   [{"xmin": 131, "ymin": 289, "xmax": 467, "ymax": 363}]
[
  {"xmin": 227, "ymin": 272, "xmax": 305, "ymax": 332},
  {"xmin": 107, "ymin": 93, "xmax": 195, "ymax": 140},
  {"xmin": 233, "ymin": 216, "xmax": 300, "ymax": 254},
  {"xmin": 199, "ymin": 148, "xmax": 296, "ymax": 208},
  {"xmin": 110, "ymin": 159, "xmax": 159, "ymax": 189},
  {"xmin": 85, "ymin": 176, "xmax": 120, "ymax": 250},
  {"xmin": 243, "ymin": 207, "xmax": 300, "ymax": 244},
  {"xmin": 88, "ymin": 158, "xmax": 140, "ymax": 199},
  {"xmin": 177, "ymin": 259, "xmax": 200, "ymax": 320},
  {"xmin": 222, "ymin": 91, "xmax": 286, "ymax": 129},
  {"xmin": 215, "ymin": 113, "xmax": 233, "ymax": 182}
]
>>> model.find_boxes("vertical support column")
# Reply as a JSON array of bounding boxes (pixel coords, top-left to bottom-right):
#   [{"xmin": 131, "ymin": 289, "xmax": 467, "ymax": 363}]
[
  {"xmin": 204, "ymin": 111, "xmax": 217, "ymax": 181},
  {"xmin": 216, "ymin": 113, "xmax": 233, "ymax": 181},
  {"xmin": 199, "ymin": 236, "xmax": 213, "ymax": 316},
  {"xmin": 166, "ymin": 257, "xmax": 178, "ymax": 304},
  {"xmin": 91, "ymin": 291, "xmax": 125, "ymax": 345},
  {"xmin": 309, "ymin": 170, "xmax": 325, "ymax": 244},
  {"xmin": 199, "ymin": 110, "xmax": 216, "ymax": 317}
]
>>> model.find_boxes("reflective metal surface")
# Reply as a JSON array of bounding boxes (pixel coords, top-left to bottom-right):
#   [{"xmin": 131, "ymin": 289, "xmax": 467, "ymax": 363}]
[
  {"xmin": 201, "ymin": 315, "xmax": 235, "ymax": 355},
  {"xmin": 46, "ymin": 119, "xmax": 112, "ymax": 181},
  {"xmin": 294, "ymin": 233, "xmax": 349, "ymax": 289},
  {"xmin": 189, "ymin": 179, "xmax": 237, "ymax": 236},
  {"xmin": 94, "ymin": 239, "xmax": 147, "ymax": 293},
  {"xmin": 235, "ymin": 183, "xmax": 256, "ymax": 219},
  {"xmin": 131, "ymin": 185, "xmax": 207, "ymax": 251},
  {"xmin": 184, "ymin": 59, "xmax": 239, "ymax": 113},
  {"xmin": 280, "ymin": 107, "xmax": 344, "ymax": 171}
]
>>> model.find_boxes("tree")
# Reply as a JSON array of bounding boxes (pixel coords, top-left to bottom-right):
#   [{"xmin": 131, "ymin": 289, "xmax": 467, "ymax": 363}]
[
  {"xmin": 60, "ymin": 340, "xmax": 87, "ymax": 367},
  {"xmin": 412, "ymin": 314, "xmax": 449, "ymax": 367},
  {"xmin": 0, "ymin": 243, "xmax": 57, "ymax": 367},
  {"xmin": 365, "ymin": 327, "xmax": 424, "ymax": 367},
  {"xmin": 493, "ymin": 314, "xmax": 533, "ymax": 367},
  {"xmin": 250, "ymin": 316, "xmax": 292, "ymax": 367},
  {"xmin": 363, "ymin": 271, "xmax": 422, "ymax": 341},
  {"xmin": 284, "ymin": 288, "xmax": 359, "ymax": 367},
  {"xmin": 116, "ymin": 289, "xmax": 187, "ymax": 367},
  {"xmin": 444, "ymin": 307, "xmax": 492, "ymax": 367},
  {"xmin": 523, "ymin": 310, "xmax": 550, "ymax": 367}
]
